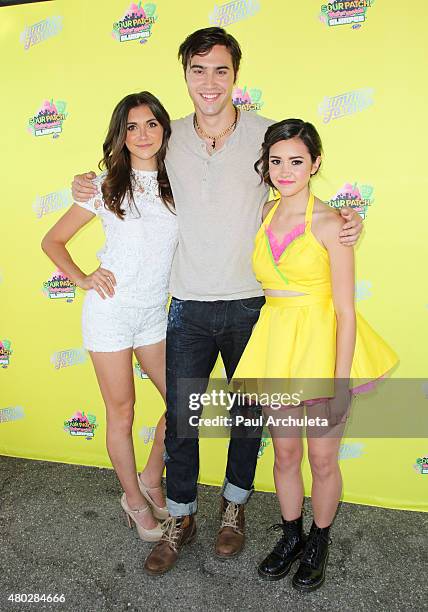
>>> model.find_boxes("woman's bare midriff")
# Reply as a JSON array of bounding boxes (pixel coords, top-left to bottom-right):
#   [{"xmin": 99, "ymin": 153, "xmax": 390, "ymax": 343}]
[{"xmin": 264, "ymin": 289, "xmax": 308, "ymax": 297}]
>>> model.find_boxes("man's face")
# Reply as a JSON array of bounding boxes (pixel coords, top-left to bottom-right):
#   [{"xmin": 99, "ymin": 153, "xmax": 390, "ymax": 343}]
[{"xmin": 185, "ymin": 44, "xmax": 236, "ymax": 117}]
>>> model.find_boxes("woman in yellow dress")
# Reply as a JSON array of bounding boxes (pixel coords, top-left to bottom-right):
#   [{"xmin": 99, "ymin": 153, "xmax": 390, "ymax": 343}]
[{"xmin": 232, "ymin": 119, "xmax": 397, "ymax": 591}]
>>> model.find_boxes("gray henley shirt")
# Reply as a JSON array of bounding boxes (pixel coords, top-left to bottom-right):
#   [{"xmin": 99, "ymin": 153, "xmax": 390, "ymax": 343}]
[{"xmin": 165, "ymin": 110, "xmax": 274, "ymax": 301}]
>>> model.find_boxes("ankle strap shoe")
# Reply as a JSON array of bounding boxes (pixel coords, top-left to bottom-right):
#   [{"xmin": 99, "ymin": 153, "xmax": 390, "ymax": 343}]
[
  {"xmin": 120, "ymin": 493, "xmax": 163, "ymax": 542},
  {"xmin": 138, "ymin": 475, "xmax": 169, "ymax": 521}
]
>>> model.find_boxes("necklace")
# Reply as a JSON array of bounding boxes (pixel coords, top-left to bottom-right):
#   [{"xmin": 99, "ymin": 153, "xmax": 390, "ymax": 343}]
[{"xmin": 194, "ymin": 106, "xmax": 239, "ymax": 149}]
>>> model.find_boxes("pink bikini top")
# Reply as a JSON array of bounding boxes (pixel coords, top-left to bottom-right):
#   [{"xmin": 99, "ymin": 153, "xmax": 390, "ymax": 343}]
[{"xmin": 265, "ymin": 222, "xmax": 306, "ymax": 263}]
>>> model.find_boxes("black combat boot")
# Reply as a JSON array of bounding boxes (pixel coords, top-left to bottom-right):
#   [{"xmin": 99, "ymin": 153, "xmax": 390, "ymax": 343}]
[
  {"xmin": 258, "ymin": 515, "xmax": 305, "ymax": 581},
  {"xmin": 292, "ymin": 520, "xmax": 331, "ymax": 591}
]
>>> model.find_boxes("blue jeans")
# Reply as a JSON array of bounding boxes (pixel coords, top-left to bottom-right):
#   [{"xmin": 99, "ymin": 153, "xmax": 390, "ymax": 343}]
[{"xmin": 165, "ymin": 296, "xmax": 265, "ymax": 517}]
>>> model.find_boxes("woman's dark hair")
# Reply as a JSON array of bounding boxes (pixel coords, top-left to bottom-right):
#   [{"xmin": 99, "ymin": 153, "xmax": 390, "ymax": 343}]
[
  {"xmin": 178, "ymin": 27, "xmax": 242, "ymax": 80},
  {"xmin": 99, "ymin": 91, "xmax": 174, "ymax": 219},
  {"xmin": 255, "ymin": 119, "xmax": 323, "ymax": 190}
]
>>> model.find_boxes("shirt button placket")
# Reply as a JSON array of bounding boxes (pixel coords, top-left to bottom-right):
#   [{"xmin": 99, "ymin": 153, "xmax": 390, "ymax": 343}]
[{"xmin": 202, "ymin": 159, "xmax": 209, "ymax": 200}]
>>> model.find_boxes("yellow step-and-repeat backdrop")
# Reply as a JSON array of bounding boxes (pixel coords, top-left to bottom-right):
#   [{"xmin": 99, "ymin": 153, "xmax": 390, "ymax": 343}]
[{"xmin": 1, "ymin": 0, "xmax": 427, "ymax": 511}]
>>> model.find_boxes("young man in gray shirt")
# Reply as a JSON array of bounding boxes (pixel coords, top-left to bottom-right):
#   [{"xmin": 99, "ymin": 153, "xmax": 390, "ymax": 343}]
[{"xmin": 72, "ymin": 27, "xmax": 362, "ymax": 575}]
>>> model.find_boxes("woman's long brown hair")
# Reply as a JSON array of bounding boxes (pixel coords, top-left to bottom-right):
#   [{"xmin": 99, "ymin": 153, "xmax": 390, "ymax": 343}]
[{"xmin": 98, "ymin": 91, "xmax": 174, "ymax": 219}]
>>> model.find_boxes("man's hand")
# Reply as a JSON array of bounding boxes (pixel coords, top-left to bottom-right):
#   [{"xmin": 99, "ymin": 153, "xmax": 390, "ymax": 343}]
[
  {"xmin": 72, "ymin": 171, "xmax": 97, "ymax": 203},
  {"xmin": 338, "ymin": 207, "xmax": 363, "ymax": 246}
]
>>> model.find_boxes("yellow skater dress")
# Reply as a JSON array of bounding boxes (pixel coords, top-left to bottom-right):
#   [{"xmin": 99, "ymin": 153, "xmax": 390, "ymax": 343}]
[{"xmin": 232, "ymin": 194, "xmax": 398, "ymax": 400}]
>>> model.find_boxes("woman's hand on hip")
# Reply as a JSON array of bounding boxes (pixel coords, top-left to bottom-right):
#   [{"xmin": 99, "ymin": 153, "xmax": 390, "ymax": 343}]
[{"xmin": 79, "ymin": 267, "xmax": 117, "ymax": 299}]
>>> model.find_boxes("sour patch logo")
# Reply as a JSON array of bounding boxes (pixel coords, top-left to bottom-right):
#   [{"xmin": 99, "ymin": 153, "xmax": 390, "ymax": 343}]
[
  {"xmin": 232, "ymin": 86, "xmax": 263, "ymax": 112},
  {"xmin": 112, "ymin": 2, "xmax": 157, "ymax": 44},
  {"xmin": 64, "ymin": 411, "xmax": 98, "ymax": 440},
  {"xmin": 319, "ymin": 1, "xmax": 374, "ymax": 29},
  {"xmin": 328, "ymin": 182, "xmax": 374, "ymax": 219},
  {"xmin": 28, "ymin": 99, "xmax": 68, "ymax": 138},
  {"xmin": 0, "ymin": 340, "xmax": 13, "ymax": 368},
  {"xmin": 43, "ymin": 269, "xmax": 76, "ymax": 302},
  {"xmin": 414, "ymin": 455, "xmax": 428, "ymax": 475}
]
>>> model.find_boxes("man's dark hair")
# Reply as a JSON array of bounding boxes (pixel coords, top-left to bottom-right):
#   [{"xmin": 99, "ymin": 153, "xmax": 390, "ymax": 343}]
[{"xmin": 178, "ymin": 27, "xmax": 242, "ymax": 79}]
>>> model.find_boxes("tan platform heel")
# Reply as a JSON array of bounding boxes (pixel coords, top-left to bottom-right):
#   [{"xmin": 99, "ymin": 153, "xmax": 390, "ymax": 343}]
[
  {"xmin": 120, "ymin": 493, "xmax": 163, "ymax": 542},
  {"xmin": 138, "ymin": 475, "xmax": 169, "ymax": 521}
]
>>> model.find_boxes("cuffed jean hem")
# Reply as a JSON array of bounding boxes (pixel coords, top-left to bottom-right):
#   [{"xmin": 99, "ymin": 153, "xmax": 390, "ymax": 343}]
[
  {"xmin": 166, "ymin": 498, "xmax": 197, "ymax": 517},
  {"xmin": 222, "ymin": 478, "xmax": 252, "ymax": 505}
]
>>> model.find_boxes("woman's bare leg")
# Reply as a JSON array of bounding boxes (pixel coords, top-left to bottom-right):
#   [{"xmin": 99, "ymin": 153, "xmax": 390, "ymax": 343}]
[
  {"xmin": 271, "ymin": 433, "xmax": 304, "ymax": 520},
  {"xmin": 134, "ymin": 340, "xmax": 166, "ymax": 509},
  {"xmin": 307, "ymin": 428, "xmax": 344, "ymax": 527},
  {"xmin": 89, "ymin": 348, "xmax": 157, "ymax": 529}
]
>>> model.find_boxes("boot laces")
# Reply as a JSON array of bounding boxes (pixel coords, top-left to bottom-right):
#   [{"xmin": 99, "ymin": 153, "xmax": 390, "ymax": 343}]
[
  {"xmin": 221, "ymin": 502, "xmax": 242, "ymax": 533},
  {"xmin": 268, "ymin": 523, "xmax": 299, "ymax": 555},
  {"xmin": 161, "ymin": 517, "xmax": 182, "ymax": 552},
  {"xmin": 301, "ymin": 530, "xmax": 331, "ymax": 568}
]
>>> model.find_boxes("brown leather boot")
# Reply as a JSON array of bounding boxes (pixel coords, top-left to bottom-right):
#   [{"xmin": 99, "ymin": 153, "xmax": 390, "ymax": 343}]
[
  {"xmin": 143, "ymin": 515, "xmax": 196, "ymax": 576},
  {"xmin": 215, "ymin": 497, "xmax": 245, "ymax": 558}
]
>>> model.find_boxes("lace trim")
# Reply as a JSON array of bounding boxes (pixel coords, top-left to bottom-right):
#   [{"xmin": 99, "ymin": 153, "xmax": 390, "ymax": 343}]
[{"xmin": 131, "ymin": 171, "xmax": 160, "ymax": 201}]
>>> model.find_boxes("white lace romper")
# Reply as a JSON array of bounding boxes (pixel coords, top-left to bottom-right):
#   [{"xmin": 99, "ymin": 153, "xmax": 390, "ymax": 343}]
[{"xmin": 76, "ymin": 169, "xmax": 178, "ymax": 352}]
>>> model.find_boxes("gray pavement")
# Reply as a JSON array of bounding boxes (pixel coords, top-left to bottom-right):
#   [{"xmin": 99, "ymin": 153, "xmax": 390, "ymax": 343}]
[{"xmin": 0, "ymin": 456, "xmax": 427, "ymax": 612}]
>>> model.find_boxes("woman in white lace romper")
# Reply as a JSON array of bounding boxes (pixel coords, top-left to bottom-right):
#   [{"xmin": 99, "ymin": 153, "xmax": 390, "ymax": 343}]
[{"xmin": 42, "ymin": 92, "xmax": 178, "ymax": 541}]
